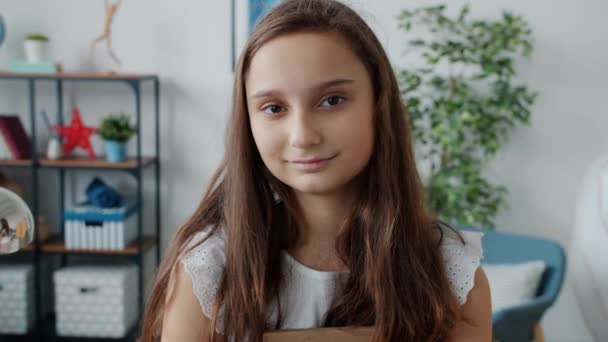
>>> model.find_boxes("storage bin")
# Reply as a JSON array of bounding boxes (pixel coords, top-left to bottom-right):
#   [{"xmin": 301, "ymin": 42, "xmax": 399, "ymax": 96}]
[
  {"xmin": 64, "ymin": 203, "xmax": 138, "ymax": 250},
  {"xmin": 0, "ymin": 264, "xmax": 35, "ymax": 334},
  {"xmin": 53, "ymin": 265, "xmax": 139, "ymax": 338}
]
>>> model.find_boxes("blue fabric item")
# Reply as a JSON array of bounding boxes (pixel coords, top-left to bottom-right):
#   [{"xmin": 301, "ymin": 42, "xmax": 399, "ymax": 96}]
[
  {"xmin": 454, "ymin": 224, "xmax": 567, "ymax": 342},
  {"xmin": 84, "ymin": 177, "xmax": 124, "ymax": 208},
  {"xmin": 63, "ymin": 203, "xmax": 138, "ymax": 221}
]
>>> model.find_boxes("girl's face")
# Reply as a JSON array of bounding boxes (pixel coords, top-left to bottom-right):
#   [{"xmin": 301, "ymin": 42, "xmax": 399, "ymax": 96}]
[{"xmin": 246, "ymin": 31, "xmax": 375, "ymax": 196}]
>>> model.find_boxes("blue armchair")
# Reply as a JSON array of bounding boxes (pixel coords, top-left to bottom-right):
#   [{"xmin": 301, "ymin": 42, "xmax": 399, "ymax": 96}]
[{"xmin": 455, "ymin": 225, "xmax": 567, "ymax": 342}]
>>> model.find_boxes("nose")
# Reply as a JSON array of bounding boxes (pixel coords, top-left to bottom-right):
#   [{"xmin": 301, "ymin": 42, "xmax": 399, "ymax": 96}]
[{"xmin": 288, "ymin": 109, "xmax": 322, "ymax": 149}]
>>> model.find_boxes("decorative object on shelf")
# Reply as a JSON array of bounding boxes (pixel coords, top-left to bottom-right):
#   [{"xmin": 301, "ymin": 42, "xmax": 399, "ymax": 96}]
[
  {"xmin": 0, "ymin": 264, "xmax": 35, "ymax": 334},
  {"xmin": 0, "ymin": 173, "xmax": 50, "ymax": 244},
  {"xmin": 41, "ymin": 109, "xmax": 62, "ymax": 160},
  {"xmin": 53, "ymin": 265, "xmax": 139, "ymax": 338},
  {"xmin": 8, "ymin": 60, "xmax": 61, "ymax": 74},
  {"xmin": 23, "ymin": 33, "xmax": 48, "ymax": 63},
  {"xmin": 0, "ymin": 128, "xmax": 8, "ymax": 159},
  {"xmin": 0, "ymin": 114, "xmax": 32, "ymax": 159},
  {"xmin": 84, "ymin": 176, "xmax": 124, "ymax": 208},
  {"xmin": 63, "ymin": 177, "xmax": 137, "ymax": 250},
  {"xmin": 0, "ymin": 187, "xmax": 34, "ymax": 254},
  {"xmin": 96, "ymin": 113, "xmax": 135, "ymax": 162},
  {"xmin": 64, "ymin": 202, "xmax": 137, "ymax": 250},
  {"xmin": 396, "ymin": 4, "xmax": 537, "ymax": 228},
  {"xmin": 52, "ymin": 107, "xmax": 97, "ymax": 159},
  {"xmin": 8, "ymin": 33, "xmax": 61, "ymax": 74},
  {"xmin": 45, "ymin": 135, "xmax": 61, "ymax": 160},
  {"xmin": 63, "ymin": 177, "xmax": 134, "ymax": 250},
  {"xmin": 0, "ymin": 172, "xmax": 24, "ymax": 197},
  {"xmin": 88, "ymin": 0, "xmax": 123, "ymax": 72},
  {"xmin": 36, "ymin": 215, "xmax": 51, "ymax": 243}
]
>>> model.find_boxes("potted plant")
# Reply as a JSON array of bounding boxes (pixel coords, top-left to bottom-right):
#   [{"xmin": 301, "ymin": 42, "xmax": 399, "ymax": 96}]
[
  {"xmin": 24, "ymin": 33, "xmax": 49, "ymax": 62},
  {"xmin": 96, "ymin": 113, "xmax": 136, "ymax": 162},
  {"xmin": 396, "ymin": 5, "xmax": 538, "ymax": 228}
]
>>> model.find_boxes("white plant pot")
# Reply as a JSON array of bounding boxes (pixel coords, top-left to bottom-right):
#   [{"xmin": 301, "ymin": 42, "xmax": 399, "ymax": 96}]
[
  {"xmin": 46, "ymin": 136, "xmax": 62, "ymax": 160},
  {"xmin": 24, "ymin": 40, "xmax": 47, "ymax": 62}
]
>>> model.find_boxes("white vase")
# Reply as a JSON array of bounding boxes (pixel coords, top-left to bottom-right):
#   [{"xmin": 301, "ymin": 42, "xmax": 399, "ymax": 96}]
[
  {"xmin": 46, "ymin": 137, "xmax": 61, "ymax": 160},
  {"xmin": 24, "ymin": 40, "xmax": 47, "ymax": 63}
]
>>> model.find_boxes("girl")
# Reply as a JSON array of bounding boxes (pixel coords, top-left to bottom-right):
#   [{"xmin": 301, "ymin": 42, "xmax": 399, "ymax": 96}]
[{"xmin": 142, "ymin": 0, "xmax": 492, "ymax": 341}]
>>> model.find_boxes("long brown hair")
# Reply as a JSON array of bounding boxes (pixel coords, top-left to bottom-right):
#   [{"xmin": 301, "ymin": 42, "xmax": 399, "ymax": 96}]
[{"xmin": 142, "ymin": 0, "xmax": 463, "ymax": 341}]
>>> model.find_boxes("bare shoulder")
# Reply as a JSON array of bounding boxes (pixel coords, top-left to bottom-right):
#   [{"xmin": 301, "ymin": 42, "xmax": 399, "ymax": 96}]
[
  {"xmin": 448, "ymin": 266, "xmax": 493, "ymax": 342},
  {"xmin": 161, "ymin": 261, "xmax": 225, "ymax": 342}
]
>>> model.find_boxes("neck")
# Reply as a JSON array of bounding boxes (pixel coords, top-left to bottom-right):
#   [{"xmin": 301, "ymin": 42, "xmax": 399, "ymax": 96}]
[{"xmin": 288, "ymin": 185, "xmax": 356, "ymax": 272}]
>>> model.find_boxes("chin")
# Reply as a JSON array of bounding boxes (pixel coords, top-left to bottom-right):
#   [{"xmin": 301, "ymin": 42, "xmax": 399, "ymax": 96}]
[
  {"xmin": 287, "ymin": 176, "xmax": 350, "ymax": 196},
  {"xmin": 292, "ymin": 185, "xmax": 337, "ymax": 195}
]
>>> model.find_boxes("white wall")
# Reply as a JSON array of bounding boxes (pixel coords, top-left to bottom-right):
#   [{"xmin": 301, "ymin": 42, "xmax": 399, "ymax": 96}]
[
  {"xmin": 0, "ymin": 1, "xmax": 603, "ymax": 340},
  {"xmin": 352, "ymin": 2, "xmax": 606, "ymax": 339}
]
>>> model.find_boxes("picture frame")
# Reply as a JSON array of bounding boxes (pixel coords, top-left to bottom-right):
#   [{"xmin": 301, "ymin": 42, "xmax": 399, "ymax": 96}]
[{"xmin": 231, "ymin": 0, "xmax": 282, "ymax": 71}]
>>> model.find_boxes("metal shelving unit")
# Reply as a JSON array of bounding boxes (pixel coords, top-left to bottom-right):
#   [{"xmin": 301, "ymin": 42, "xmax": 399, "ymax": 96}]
[{"xmin": 0, "ymin": 71, "xmax": 161, "ymax": 341}]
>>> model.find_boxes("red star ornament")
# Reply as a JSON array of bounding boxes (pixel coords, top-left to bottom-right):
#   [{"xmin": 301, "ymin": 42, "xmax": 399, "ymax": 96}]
[{"xmin": 53, "ymin": 108, "xmax": 97, "ymax": 159}]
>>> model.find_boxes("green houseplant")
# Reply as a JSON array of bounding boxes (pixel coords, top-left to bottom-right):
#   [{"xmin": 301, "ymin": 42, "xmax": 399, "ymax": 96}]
[
  {"xmin": 97, "ymin": 113, "xmax": 136, "ymax": 162},
  {"xmin": 24, "ymin": 33, "xmax": 48, "ymax": 42},
  {"xmin": 24, "ymin": 33, "xmax": 49, "ymax": 63},
  {"xmin": 396, "ymin": 4, "xmax": 538, "ymax": 228}
]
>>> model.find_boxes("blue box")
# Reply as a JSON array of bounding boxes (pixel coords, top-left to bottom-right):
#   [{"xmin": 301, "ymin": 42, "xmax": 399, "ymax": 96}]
[
  {"xmin": 8, "ymin": 60, "xmax": 60, "ymax": 74},
  {"xmin": 63, "ymin": 203, "xmax": 138, "ymax": 250}
]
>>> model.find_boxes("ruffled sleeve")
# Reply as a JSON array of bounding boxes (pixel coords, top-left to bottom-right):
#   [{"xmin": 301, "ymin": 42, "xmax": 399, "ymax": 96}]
[
  {"xmin": 439, "ymin": 228, "xmax": 485, "ymax": 305},
  {"xmin": 180, "ymin": 227, "xmax": 227, "ymax": 334}
]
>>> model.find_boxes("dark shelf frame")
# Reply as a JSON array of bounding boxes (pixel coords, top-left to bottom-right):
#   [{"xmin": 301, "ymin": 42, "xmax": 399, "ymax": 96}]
[{"xmin": 0, "ymin": 71, "xmax": 161, "ymax": 341}]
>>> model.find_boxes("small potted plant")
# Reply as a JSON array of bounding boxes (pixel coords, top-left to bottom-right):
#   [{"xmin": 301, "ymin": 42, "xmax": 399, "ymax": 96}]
[
  {"xmin": 96, "ymin": 113, "xmax": 136, "ymax": 162},
  {"xmin": 24, "ymin": 33, "xmax": 49, "ymax": 62}
]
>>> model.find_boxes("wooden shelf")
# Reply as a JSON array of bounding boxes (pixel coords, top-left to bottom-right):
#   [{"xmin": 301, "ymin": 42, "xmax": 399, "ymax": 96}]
[
  {"xmin": 23, "ymin": 235, "xmax": 157, "ymax": 255},
  {"xmin": 0, "ymin": 67, "xmax": 159, "ymax": 342},
  {"xmin": 0, "ymin": 156, "xmax": 156, "ymax": 169},
  {"xmin": 0, "ymin": 158, "xmax": 32, "ymax": 166},
  {"xmin": 0, "ymin": 70, "xmax": 157, "ymax": 81},
  {"xmin": 38, "ymin": 156, "xmax": 157, "ymax": 169}
]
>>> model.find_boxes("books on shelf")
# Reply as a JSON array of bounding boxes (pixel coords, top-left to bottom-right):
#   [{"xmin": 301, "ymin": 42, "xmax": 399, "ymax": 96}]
[
  {"xmin": 8, "ymin": 60, "xmax": 61, "ymax": 74},
  {"xmin": 0, "ymin": 130, "xmax": 10, "ymax": 159},
  {"xmin": 0, "ymin": 115, "xmax": 32, "ymax": 159}
]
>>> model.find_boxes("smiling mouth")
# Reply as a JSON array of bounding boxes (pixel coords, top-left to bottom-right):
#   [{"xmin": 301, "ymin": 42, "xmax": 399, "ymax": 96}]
[
  {"xmin": 288, "ymin": 154, "xmax": 337, "ymax": 172},
  {"xmin": 290, "ymin": 154, "xmax": 337, "ymax": 164}
]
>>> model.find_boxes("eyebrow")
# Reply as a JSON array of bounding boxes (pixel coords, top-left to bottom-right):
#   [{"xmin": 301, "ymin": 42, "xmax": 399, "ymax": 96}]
[{"xmin": 250, "ymin": 78, "xmax": 355, "ymax": 99}]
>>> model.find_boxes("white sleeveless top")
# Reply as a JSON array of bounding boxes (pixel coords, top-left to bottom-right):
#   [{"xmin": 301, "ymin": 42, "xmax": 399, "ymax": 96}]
[{"xmin": 180, "ymin": 226, "xmax": 484, "ymax": 334}]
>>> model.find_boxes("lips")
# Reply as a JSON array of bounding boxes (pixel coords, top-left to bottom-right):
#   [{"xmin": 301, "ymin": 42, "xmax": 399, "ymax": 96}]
[
  {"xmin": 288, "ymin": 154, "xmax": 337, "ymax": 173},
  {"xmin": 291, "ymin": 155, "xmax": 336, "ymax": 164}
]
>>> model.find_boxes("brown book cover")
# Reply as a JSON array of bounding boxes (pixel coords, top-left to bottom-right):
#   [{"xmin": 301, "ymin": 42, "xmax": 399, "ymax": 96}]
[{"xmin": 0, "ymin": 115, "xmax": 32, "ymax": 159}]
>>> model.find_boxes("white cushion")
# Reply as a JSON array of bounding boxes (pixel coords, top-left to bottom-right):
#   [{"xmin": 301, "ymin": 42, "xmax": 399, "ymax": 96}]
[{"xmin": 482, "ymin": 261, "xmax": 546, "ymax": 312}]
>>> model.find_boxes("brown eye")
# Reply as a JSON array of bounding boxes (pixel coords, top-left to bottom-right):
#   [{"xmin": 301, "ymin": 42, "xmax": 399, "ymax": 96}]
[
  {"xmin": 321, "ymin": 96, "xmax": 345, "ymax": 107},
  {"xmin": 262, "ymin": 104, "xmax": 285, "ymax": 116}
]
